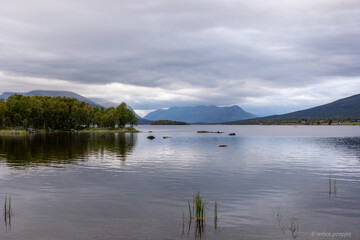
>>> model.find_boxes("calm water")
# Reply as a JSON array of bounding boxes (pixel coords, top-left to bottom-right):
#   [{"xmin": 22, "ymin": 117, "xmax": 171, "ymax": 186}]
[{"xmin": 0, "ymin": 125, "xmax": 360, "ymax": 240}]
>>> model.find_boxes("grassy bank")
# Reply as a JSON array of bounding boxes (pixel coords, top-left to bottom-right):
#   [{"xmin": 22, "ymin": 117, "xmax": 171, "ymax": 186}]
[
  {"xmin": 0, "ymin": 129, "xmax": 28, "ymax": 135},
  {"xmin": 337, "ymin": 121, "xmax": 360, "ymax": 125},
  {"xmin": 78, "ymin": 127, "xmax": 139, "ymax": 133}
]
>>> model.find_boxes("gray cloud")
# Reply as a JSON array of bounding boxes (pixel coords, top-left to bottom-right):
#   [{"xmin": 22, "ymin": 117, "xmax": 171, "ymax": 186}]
[{"xmin": 0, "ymin": 0, "xmax": 360, "ymax": 115}]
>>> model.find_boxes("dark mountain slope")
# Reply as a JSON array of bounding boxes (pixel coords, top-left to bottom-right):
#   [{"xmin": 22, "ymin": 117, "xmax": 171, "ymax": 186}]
[
  {"xmin": 229, "ymin": 93, "xmax": 360, "ymax": 123},
  {"xmin": 145, "ymin": 105, "xmax": 256, "ymax": 123}
]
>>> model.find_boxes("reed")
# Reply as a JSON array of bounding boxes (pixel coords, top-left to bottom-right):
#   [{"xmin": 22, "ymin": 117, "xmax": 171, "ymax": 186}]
[
  {"xmin": 182, "ymin": 209, "xmax": 185, "ymax": 235},
  {"xmin": 4, "ymin": 193, "xmax": 13, "ymax": 220},
  {"xmin": 183, "ymin": 191, "xmax": 219, "ymax": 238},
  {"xmin": 194, "ymin": 191, "xmax": 205, "ymax": 221},
  {"xmin": 214, "ymin": 201, "xmax": 218, "ymax": 220},
  {"xmin": 329, "ymin": 176, "xmax": 332, "ymax": 198},
  {"xmin": 214, "ymin": 201, "xmax": 218, "ymax": 230},
  {"xmin": 188, "ymin": 201, "xmax": 192, "ymax": 219},
  {"xmin": 288, "ymin": 216, "xmax": 298, "ymax": 239}
]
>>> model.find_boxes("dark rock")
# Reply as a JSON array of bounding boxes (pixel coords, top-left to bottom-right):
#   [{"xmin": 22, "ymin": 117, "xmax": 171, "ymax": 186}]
[
  {"xmin": 197, "ymin": 130, "xmax": 224, "ymax": 134},
  {"xmin": 229, "ymin": 133, "xmax": 236, "ymax": 136},
  {"xmin": 163, "ymin": 136, "xmax": 171, "ymax": 139},
  {"xmin": 218, "ymin": 145, "xmax": 228, "ymax": 147},
  {"xmin": 147, "ymin": 135, "xmax": 155, "ymax": 140}
]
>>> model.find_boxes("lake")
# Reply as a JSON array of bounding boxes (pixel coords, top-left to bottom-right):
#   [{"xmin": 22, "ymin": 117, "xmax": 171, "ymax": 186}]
[{"xmin": 0, "ymin": 125, "xmax": 359, "ymax": 239}]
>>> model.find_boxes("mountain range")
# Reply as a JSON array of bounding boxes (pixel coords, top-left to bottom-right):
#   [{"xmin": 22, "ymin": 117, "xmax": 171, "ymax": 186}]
[
  {"xmin": 228, "ymin": 93, "xmax": 360, "ymax": 124},
  {"xmin": 0, "ymin": 90, "xmax": 101, "ymax": 106},
  {"xmin": 145, "ymin": 105, "xmax": 256, "ymax": 123},
  {"xmin": 1, "ymin": 90, "xmax": 360, "ymax": 124}
]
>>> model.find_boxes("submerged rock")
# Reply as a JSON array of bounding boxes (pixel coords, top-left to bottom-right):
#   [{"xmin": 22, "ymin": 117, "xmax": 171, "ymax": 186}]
[
  {"xmin": 163, "ymin": 136, "xmax": 171, "ymax": 139},
  {"xmin": 147, "ymin": 135, "xmax": 155, "ymax": 140},
  {"xmin": 197, "ymin": 130, "xmax": 224, "ymax": 134}
]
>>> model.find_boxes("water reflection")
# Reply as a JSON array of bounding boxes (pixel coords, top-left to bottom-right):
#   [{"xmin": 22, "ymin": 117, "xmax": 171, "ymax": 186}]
[
  {"xmin": 0, "ymin": 133, "xmax": 137, "ymax": 168},
  {"xmin": 0, "ymin": 126, "xmax": 359, "ymax": 239}
]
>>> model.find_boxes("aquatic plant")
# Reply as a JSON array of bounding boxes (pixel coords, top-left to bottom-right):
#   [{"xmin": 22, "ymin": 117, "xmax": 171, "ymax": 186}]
[
  {"xmin": 214, "ymin": 201, "xmax": 218, "ymax": 230},
  {"xmin": 4, "ymin": 193, "xmax": 13, "ymax": 232},
  {"xmin": 183, "ymin": 191, "xmax": 219, "ymax": 238},
  {"xmin": 274, "ymin": 208, "xmax": 299, "ymax": 239},
  {"xmin": 190, "ymin": 191, "xmax": 205, "ymax": 221},
  {"xmin": 288, "ymin": 216, "xmax": 298, "ymax": 239},
  {"xmin": 329, "ymin": 176, "xmax": 332, "ymax": 197},
  {"xmin": 4, "ymin": 193, "xmax": 13, "ymax": 218},
  {"xmin": 214, "ymin": 201, "xmax": 218, "ymax": 220},
  {"xmin": 328, "ymin": 176, "xmax": 338, "ymax": 198},
  {"xmin": 188, "ymin": 201, "xmax": 192, "ymax": 219}
]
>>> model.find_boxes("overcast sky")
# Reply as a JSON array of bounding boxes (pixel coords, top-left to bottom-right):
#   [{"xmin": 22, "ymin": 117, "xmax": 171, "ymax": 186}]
[{"xmin": 0, "ymin": 0, "xmax": 360, "ymax": 116}]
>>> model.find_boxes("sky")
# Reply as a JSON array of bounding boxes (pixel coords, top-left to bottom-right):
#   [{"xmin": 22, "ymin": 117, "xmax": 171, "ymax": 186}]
[{"xmin": 0, "ymin": 0, "xmax": 360, "ymax": 117}]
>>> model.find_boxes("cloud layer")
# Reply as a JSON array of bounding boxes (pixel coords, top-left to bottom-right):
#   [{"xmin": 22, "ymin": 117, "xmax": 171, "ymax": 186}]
[{"xmin": 1, "ymin": 0, "xmax": 360, "ymax": 116}]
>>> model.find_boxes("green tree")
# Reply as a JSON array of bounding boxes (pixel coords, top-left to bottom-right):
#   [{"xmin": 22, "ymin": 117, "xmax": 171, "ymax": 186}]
[
  {"xmin": 102, "ymin": 107, "xmax": 117, "ymax": 129},
  {"xmin": 0, "ymin": 99, "xmax": 7, "ymax": 128},
  {"xmin": 116, "ymin": 102, "xmax": 137, "ymax": 128}
]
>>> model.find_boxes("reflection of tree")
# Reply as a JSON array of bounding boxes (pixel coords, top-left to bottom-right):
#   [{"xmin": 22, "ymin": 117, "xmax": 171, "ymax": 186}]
[
  {"xmin": 89, "ymin": 133, "xmax": 137, "ymax": 161},
  {"xmin": 0, "ymin": 133, "xmax": 137, "ymax": 168}
]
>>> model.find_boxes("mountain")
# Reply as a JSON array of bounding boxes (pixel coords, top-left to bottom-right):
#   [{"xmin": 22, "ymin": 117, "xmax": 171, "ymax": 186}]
[
  {"xmin": 0, "ymin": 90, "xmax": 101, "ymax": 107},
  {"xmin": 144, "ymin": 105, "xmax": 256, "ymax": 123},
  {"xmin": 0, "ymin": 92, "xmax": 18, "ymax": 100},
  {"xmin": 89, "ymin": 97, "xmax": 144, "ymax": 120},
  {"xmin": 0, "ymin": 90, "xmax": 151, "ymax": 123},
  {"xmin": 89, "ymin": 98, "xmax": 118, "ymax": 108},
  {"xmin": 229, "ymin": 93, "xmax": 360, "ymax": 123}
]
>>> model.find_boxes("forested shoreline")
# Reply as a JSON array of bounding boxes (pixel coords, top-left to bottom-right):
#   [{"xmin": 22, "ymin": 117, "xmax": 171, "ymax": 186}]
[
  {"xmin": 0, "ymin": 94, "xmax": 137, "ymax": 130},
  {"xmin": 151, "ymin": 120, "xmax": 189, "ymax": 125}
]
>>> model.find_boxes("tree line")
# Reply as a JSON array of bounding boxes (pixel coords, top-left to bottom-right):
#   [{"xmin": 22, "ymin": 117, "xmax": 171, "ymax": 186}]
[
  {"xmin": 151, "ymin": 120, "xmax": 189, "ymax": 125},
  {"xmin": 0, "ymin": 94, "xmax": 137, "ymax": 130}
]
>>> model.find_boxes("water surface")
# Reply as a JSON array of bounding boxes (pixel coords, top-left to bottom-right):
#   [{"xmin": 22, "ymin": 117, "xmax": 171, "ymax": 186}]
[{"xmin": 0, "ymin": 125, "xmax": 359, "ymax": 239}]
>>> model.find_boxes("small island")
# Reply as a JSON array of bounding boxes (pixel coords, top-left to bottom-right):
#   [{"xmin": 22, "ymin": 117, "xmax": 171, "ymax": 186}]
[{"xmin": 151, "ymin": 120, "xmax": 189, "ymax": 125}]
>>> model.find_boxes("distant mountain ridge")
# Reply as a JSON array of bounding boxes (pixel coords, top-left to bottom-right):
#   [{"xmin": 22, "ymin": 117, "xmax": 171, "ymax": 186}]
[
  {"xmin": 0, "ymin": 90, "xmax": 101, "ymax": 107},
  {"xmin": 89, "ymin": 97, "xmax": 142, "ymax": 119},
  {"xmin": 145, "ymin": 105, "xmax": 256, "ymax": 123},
  {"xmin": 228, "ymin": 93, "xmax": 360, "ymax": 123},
  {"xmin": 0, "ymin": 90, "xmax": 150, "ymax": 123}
]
